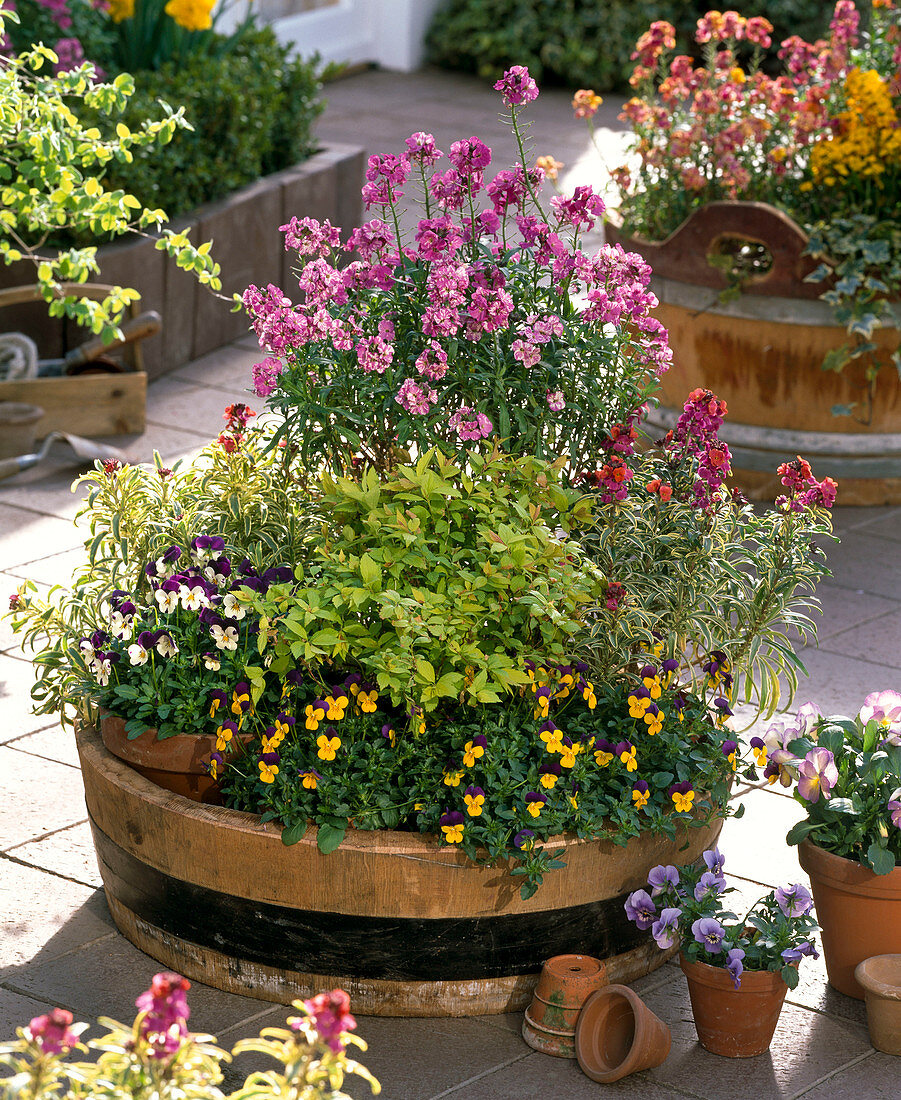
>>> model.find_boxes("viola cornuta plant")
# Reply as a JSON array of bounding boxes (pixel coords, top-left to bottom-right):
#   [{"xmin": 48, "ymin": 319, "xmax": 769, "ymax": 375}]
[
  {"xmin": 625, "ymin": 848, "xmax": 820, "ymax": 989},
  {"xmin": 773, "ymin": 690, "xmax": 901, "ymax": 875}
]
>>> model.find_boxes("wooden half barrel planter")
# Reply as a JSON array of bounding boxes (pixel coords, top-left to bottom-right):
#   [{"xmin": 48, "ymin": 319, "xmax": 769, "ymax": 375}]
[
  {"xmin": 606, "ymin": 201, "xmax": 901, "ymax": 505},
  {"xmin": 76, "ymin": 723, "xmax": 725, "ymax": 1017}
]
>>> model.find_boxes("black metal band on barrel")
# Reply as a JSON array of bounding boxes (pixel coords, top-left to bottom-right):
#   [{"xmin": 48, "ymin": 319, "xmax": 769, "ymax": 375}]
[{"xmin": 90, "ymin": 817, "xmax": 647, "ymax": 981}]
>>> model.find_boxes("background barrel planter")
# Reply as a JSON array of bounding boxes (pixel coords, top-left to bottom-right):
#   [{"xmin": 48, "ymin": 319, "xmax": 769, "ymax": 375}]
[
  {"xmin": 606, "ymin": 202, "xmax": 901, "ymax": 506},
  {"xmin": 76, "ymin": 723, "xmax": 725, "ymax": 1017}
]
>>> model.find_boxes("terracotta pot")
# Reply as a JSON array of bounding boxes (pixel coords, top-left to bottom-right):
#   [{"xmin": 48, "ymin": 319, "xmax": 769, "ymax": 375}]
[
  {"xmin": 522, "ymin": 954, "xmax": 608, "ymax": 1058},
  {"xmin": 799, "ymin": 839, "xmax": 901, "ymax": 999},
  {"xmin": 99, "ymin": 713, "xmax": 244, "ymax": 805},
  {"xmin": 574, "ymin": 984, "xmax": 671, "ymax": 1083},
  {"xmin": 76, "ymin": 723, "xmax": 727, "ymax": 1017},
  {"xmin": 679, "ymin": 955, "xmax": 789, "ymax": 1057},
  {"xmin": 855, "ymin": 954, "xmax": 901, "ymax": 1054},
  {"xmin": 606, "ymin": 202, "xmax": 901, "ymax": 506}
]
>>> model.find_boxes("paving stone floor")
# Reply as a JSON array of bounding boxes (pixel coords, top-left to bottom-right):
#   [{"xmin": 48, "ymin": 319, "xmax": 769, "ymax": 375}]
[{"xmin": 2, "ymin": 68, "xmax": 901, "ymax": 1099}]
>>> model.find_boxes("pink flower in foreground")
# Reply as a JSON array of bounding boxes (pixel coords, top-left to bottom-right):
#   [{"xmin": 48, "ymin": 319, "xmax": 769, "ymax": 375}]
[
  {"xmin": 797, "ymin": 747, "xmax": 838, "ymax": 804},
  {"xmin": 135, "ymin": 972, "xmax": 191, "ymax": 1059},
  {"xmin": 449, "ymin": 406, "xmax": 493, "ymax": 441},
  {"xmin": 26, "ymin": 1008, "xmax": 79, "ymax": 1054},
  {"xmin": 296, "ymin": 989, "xmax": 356, "ymax": 1053},
  {"xmin": 251, "ymin": 356, "xmax": 283, "ymax": 397}
]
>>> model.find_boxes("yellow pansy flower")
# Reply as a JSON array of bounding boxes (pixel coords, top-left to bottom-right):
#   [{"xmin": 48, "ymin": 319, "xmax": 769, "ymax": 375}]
[{"xmin": 316, "ymin": 732, "xmax": 341, "ymax": 761}]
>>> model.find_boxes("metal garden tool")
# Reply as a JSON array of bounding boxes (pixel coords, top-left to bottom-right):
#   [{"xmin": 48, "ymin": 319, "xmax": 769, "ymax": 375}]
[{"xmin": 0, "ymin": 430, "xmax": 128, "ymax": 481}]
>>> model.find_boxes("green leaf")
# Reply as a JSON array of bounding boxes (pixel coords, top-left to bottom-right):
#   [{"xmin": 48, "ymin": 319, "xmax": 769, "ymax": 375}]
[
  {"xmin": 316, "ymin": 821, "xmax": 347, "ymax": 854},
  {"xmin": 281, "ymin": 821, "xmax": 308, "ymax": 846},
  {"xmin": 781, "ymin": 964, "xmax": 799, "ymax": 989},
  {"xmin": 867, "ymin": 843, "xmax": 896, "ymax": 876},
  {"xmin": 786, "ymin": 819, "xmax": 821, "ymax": 845}
]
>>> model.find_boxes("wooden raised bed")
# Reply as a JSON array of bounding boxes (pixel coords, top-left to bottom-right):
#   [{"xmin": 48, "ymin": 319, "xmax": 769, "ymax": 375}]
[
  {"xmin": 607, "ymin": 202, "xmax": 901, "ymax": 505},
  {"xmin": 0, "ymin": 143, "xmax": 365, "ymax": 381},
  {"xmin": 76, "ymin": 723, "xmax": 725, "ymax": 1017}
]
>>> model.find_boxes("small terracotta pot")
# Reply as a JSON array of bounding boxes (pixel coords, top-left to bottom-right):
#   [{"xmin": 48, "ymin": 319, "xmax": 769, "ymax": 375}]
[
  {"xmin": 574, "ymin": 983, "xmax": 671, "ymax": 1083},
  {"xmin": 855, "ymin": 955, "xmax": 901, "ymax": 1054},
  {"xmin": 99, "ymin": 713, "xmax": 248, "ymax": 804},
  {"xmin": 680, "ymin": 955, "xmax": 789, "ymax": 1057},
  {"xmin": 800, "ymin": 839, "xmax": 901, "ymax": 999},
  {"xmin": 522, "ymin": 954, "xmax": 608, "ymax": 1057}
]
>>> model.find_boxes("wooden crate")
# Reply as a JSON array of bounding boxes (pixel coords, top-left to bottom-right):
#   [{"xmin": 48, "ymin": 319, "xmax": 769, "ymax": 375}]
[
  {"xmin": 0, "ymin": 371, "xmax": 147, "ymax": 438},
  {"xmin": 1, "ymin": 281, "xmax": 147, "ymax": 437}
]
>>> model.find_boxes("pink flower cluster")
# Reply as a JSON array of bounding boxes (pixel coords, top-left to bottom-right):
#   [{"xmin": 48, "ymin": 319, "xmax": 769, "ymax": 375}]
[
  {"xmin": 242, "ymin": 65, "xmax": 669, "ymax": 466},
  {"xmin": 665, "ymin": 388, "xmax": 732, "ymax": 509},
  {"xmin": 776, "ymin": 456, "xmax": 838, "ymax": 511},
  {"xmin": 450, "ymin": 406, "xmax": 493, "ymax": 441},
  {"xmin": 296, "ymin": 988, "xmax": 357, "ymax": 1054},
  {"xmin": 611, "ymin": 2, "xmax": 867, "ymax": 211},
  {"xmin": 135, "ymin": 972, "xmax": 191, "ymax": 1060},
  {"xmin": 26, "ymin": 1008, "xmax": 79, "ymax": 1054},
  {"xmin": 581, "ymin": 455, "xmax": 634, "ymax": 503}
]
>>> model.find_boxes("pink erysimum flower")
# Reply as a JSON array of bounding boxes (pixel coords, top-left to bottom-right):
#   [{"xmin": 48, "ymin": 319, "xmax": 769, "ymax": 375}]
[
  {"xmin": 296, "ymin": 989, "xmax": 356, "ymax": 1053},
  {"xmin": 26, "ymin": 1008, "xmax": 80, "ymax": 1054},
  {"xmin": 494, "ymin": 65, "xmax": 539, "ymax": 107},
  {"xmin": 251, "ymin": 356, "xmax": 284, "ymax": 398},
  {"xmin": 135, "ymin": 972, "xmax": 191, "ymax": 1059},
  {"xmin": 546, "ymin": 389, "xmax": 564, "ymax": 411},
  {"xmin": 405, "ymin": 131, "xmax": 443, "ymax": 167},
  {"xmin": 797, "ymin": 747, "xmax": 838, "ymax": 803}
]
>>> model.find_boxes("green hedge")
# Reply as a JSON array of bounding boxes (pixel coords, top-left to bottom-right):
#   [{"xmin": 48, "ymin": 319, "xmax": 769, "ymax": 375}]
[
  {"xmin": 426, "ymin": 0, "xmax": 831, "ymax": 93},
  {"xmin": 99, "ymin": 28, "xmax": 324, "ymax": 218}
]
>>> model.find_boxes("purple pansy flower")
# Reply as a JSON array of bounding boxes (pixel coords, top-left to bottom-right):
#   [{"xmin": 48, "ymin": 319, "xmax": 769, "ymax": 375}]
[
  {"xmin": 624, "ymin": 889, "xmax": 657, "ymax": 931},
  {"xmin": 725, "ymin": 947, "xmax": 745, "ymax": 989},
  {"xmin": 703, "ymin": 848, "xmax": 725, "ymax": 876},
  {"xmin": 775, "ymin": 883, "xmax": 813, "ymax": 918},
  {"xmin": 647, "ymin": 864, "xmax": 680, "ymax": 897},
  {"xmin": 651, "ymin": 907, "xmax": 682, "ymax": 950},
  {"xmin": 781, "ymin": 941, "xmax": 819, "ymax": 965},
  {"xmin": 691, "ymin": 916, "xmax": 725, "ymax": 954},
  {"xmin": 694, "ymin": 870, "xmax": 726, "ymax": 902}
]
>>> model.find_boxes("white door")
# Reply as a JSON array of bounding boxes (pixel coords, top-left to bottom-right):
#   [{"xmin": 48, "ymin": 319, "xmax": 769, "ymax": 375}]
[{"xmin": 268, "ymin": 0, "xmax": 446, "ymax": 72}]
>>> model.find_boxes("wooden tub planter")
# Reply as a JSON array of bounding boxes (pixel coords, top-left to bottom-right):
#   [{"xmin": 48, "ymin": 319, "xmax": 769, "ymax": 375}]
[
  {"xmin": 77, "ymin": 723, "xmax": 724, "ymax": 1017},
  {"xmin": 606, "ymin": 202, "xmax": 901, "ymax": 506}
]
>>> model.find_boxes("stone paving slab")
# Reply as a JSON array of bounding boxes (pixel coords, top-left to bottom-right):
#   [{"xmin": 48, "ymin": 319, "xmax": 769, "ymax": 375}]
[
  {"xmin": 4, "ymin": 723, "xmax": 80, "ymax": 769},
  {"xmin": 6, "ymin": 820, "xmax": 101, "ymax": 889},
  {"xmin": 0, "ymin": 858, "xmax": 115, "ymax": 977},
  {"xmin": 0, "ymin": 745, "xmax": 88, "ymax": 850}
]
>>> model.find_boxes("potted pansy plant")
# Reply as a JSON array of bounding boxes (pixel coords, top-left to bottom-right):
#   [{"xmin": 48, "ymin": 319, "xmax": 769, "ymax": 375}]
[
  {"xmin": 765, "ymin": 690, "xmax": 901, "ymax": 998},
  {"xmin": 625, "ymin": 849, "xmax": 819, "ymax": 1057}
]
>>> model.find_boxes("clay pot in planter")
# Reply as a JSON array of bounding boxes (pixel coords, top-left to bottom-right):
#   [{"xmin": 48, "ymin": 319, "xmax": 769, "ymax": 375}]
[
  {"xmin": 799, "ymin": 839, "xmax": 901, "ymax": 999},
  {"xmin": 606, "ymin": 202, "xmax": 901, "ymax": 506},
  {"xmin": 855, "ymin": 954, "xmax": 901, "ymax": 1055},
  {"xmin": 522, "ymin": 953, "xmax": 608, "ymax": 1057},
  {"xmin": 679, "ymin": 955, "xmax": 790, "ymax": 1057},
  {"xmin": 574, "ymin": 983, "xmax": 671, "ymax": 1083},
  {"xmin": 76, "ymin": 722, "xmax": 727, "ymax": 1017},
  {"xmin": 99, "ymin": 713, "xmax": 250, "ymax": 805}
]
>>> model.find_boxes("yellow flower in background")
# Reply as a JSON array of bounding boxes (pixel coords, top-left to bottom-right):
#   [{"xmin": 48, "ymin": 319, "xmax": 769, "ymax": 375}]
[
  {"xmin": 811, "ymin": 68, "xmax": 901, "ymax": 187},
  {"xmin": 164, "ymin": 0, "xmax": 214, "ymax": 31},
  {"xmin": 109, "ymin": 0, "xmax": 135, "ymax": 20}
]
